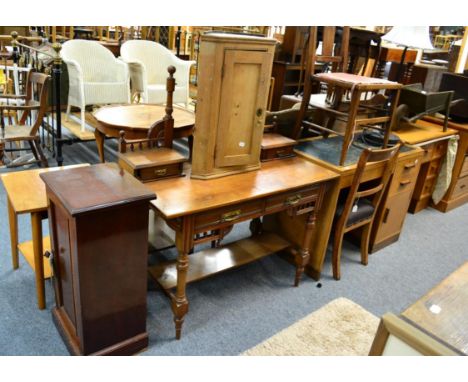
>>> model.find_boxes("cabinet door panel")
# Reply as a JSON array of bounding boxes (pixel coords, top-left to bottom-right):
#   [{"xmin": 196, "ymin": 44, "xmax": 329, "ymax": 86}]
[
  {"xmin": 54, "ymin": 204, "xmax": 77, "ymax": 331},
  {"xmin": 215, "ymin": 49, "xmax": 270, "ymax": 167},
  {"xmin": 375, "ymin": 190, "xmax": 412, "ymax": 243}
]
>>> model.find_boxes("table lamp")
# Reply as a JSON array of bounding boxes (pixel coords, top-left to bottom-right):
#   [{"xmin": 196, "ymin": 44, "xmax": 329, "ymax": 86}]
[{"xmin": 381, "ymin": 26, "xmax": 434, "ymax": 83}]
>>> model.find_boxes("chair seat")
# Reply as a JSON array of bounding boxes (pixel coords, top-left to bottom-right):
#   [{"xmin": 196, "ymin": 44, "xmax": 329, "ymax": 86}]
[
  {"xmin": 335, "ymin": 198, "xmax": 375, "ymax": 227},
  {"xmin": 313, "ymin": 72, "xmax": 400, "ymax": 90},
  {"xmin": 1, "ymin": 125, "xmax": 34, "ymax": 141}
]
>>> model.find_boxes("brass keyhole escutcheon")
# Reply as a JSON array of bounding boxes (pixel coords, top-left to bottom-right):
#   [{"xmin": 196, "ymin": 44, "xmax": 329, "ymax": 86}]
[{"xmin": 256, "ymin": 108, "xmax": 263, "ymax": 117}]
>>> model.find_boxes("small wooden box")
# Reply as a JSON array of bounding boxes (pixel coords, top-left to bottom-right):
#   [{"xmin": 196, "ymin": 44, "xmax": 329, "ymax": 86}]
[
  {"xmin": 40, "ymin": 164, "xmax": 156, "ymax": 356},
  {"xmin": 118, "ymin": 148, "xmax": 187, "ymax": 182},
  {"xmin": 260, "ymin": 133, "xmax": 296, "ymax": 162}
]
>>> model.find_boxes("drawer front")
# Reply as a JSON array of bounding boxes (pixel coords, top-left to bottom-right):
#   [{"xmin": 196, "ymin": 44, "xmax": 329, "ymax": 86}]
[
  {"xmin": 452, "ymin": 175, "xmax": 468, "ymax": 199},
  {"xmin": 261, "ymin": 146, "xmax": 295, "ymax": 162},
  {"xmin": 138, "ymin": 163, "xmax": 182, "ymax": 182},
  {"xmin": 194, "ymin": 200, "xmax": 263, "ymax": 232},
  {"xmin": 389, "ymin": 157, "xmax": 420, "ymax": 196},
  {"xmin": 265, "ymin": 185, "xmax": 320, "ymax": 213},
  {"xmin": 419, "ymin": 143, "xmax": 434, "ymax": 163},
  {"xmin": 427, "ymin": 158, "xmax": 442, "ymax": 178},
  {"xmin": 421, "ymin": 178, "xmax": 436, "ymax": 199},
  {"xmin": 460, "ymin": 156, "xmax": 468, "ymax": 177}
]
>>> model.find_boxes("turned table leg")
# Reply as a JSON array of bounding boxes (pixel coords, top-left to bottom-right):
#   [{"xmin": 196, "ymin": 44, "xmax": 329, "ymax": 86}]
[
  {"xmin": 31, "ymin": 212, "xmax": 45, "ymax": 310},
  {"xmin": 172, "ymin": 216, "xmax": 193, "ymax": 339},
  {"xmin": 94, "ymin": 128, "xmax": 106, "ymax": 163},
  {"xmin": 7, "ymin": 198, "xmax": 19, "ymax": 270},
  {"xmin": 295, "ymin": 211, "xmax": 317, "ymax": 287}
]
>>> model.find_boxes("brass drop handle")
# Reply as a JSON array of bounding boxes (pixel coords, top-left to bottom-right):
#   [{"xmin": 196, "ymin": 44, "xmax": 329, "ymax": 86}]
[
  {"xmin": 155, "ymin": 168, "xmax": 167, "ymax": 176},
  {"xmin": 285, "ymin": 194, "xmax": 302, "ymax": 206},
  {"xmin": 221, "ymin": 209, "xmax": 241, "ymax": 222}
]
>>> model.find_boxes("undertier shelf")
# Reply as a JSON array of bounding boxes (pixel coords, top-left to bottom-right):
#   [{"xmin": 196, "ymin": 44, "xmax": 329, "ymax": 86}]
[
  {"xmin": 17, "ymin": 236, "xmax": 52, "ymax": 279},
  {"xmin": 149, "ymin": 232, "xmax": 292, "ymax": 290}
]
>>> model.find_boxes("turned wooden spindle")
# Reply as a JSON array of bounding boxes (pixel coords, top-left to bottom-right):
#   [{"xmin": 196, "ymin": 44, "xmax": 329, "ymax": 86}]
[
  {"xmin": 118, "ymin": 130, "xmax": 127, "ymax": 153},
  {"xmin": 164, "ymin": 65, "xmax": 175, "ymax": 148}
]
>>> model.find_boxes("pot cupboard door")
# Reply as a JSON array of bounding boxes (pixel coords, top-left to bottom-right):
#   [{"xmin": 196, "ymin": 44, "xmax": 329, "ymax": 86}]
[{"xmin": 215, "ymin": 49, "xmax": 270, "ymax": 167}]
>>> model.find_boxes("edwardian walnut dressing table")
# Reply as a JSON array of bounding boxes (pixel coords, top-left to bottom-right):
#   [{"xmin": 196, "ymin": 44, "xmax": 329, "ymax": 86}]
[
  {"xmin": 145, "ymin": 157, "xmax": 338, "ymax": 339},
  {"xmin": 93, "ymin": 104, "xmax": 195, "ymax": 163},
  {"xmin": 1, "ymin": 164, "xmax": 89, "ymax": 309}
]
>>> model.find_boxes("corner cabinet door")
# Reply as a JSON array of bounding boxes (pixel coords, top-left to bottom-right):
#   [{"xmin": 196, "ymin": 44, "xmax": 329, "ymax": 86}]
[{"xmin": 214, "ymin": 49, "xmax": 271, "ymax": 167}]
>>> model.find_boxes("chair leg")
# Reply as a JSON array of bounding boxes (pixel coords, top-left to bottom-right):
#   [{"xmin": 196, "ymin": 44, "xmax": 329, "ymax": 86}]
[
  {"xmin": 80, "ymin": 108, "xmax": 86, "ymax": 132},
  {"xmin": 332, "ymin": 229, "xmax": 344, "ymax": 281},
  {"xmin": 360, "ymin": 224, "xmax": 371, "ymax": 266},
  {"xmin": 0, "ymin": 141, "xmax": 4, "ymax": 165},
  {"xmin": 28, "ymin": 140, "xmax": 39, "ymax": 161},
  {"xmin": 33, "ymin": 139, "xmax": 48, "ymax": 168},
  {"xmin": 65, "ymin": 104, "xmax": 71, "ymax": 121}
]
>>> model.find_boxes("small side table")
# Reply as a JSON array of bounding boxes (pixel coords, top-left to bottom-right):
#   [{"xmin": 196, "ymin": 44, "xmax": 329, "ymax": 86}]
[
  {"xmin": 1, "ymin": 164, "xmax": 88, "ymax": 309},
  {"xmin": 298, "ymin": 72, "xmax": 402, "ymax": 166}
]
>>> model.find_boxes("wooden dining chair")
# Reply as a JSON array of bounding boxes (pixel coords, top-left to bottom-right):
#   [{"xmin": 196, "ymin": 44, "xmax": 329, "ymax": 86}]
[
  {"xmin": 292, "ymin": 26, "xmax": 350, "ymax": 140},
  {"xmin": 332, "ymin": 144, "xmax": 401, "ymax": 280},
  {"xmin": 0, "ymin": 71, "xmax": 50, "ymax": 167}
]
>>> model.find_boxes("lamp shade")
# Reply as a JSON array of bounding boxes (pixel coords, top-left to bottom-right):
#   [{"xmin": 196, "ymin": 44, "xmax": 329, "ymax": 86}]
[{"xmin": 382, "ymin": 26, "xmax": 434, "ymax": 50}]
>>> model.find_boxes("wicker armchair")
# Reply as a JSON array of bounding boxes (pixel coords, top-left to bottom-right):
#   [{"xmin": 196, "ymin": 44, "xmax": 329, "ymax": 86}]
[
  {"xmin": 120, "ymin": 40, "xmax": 194, "ymax": 106},
  {"xmin": 61, "ymin": 40, "xmax": 131, "ymax": 132}
]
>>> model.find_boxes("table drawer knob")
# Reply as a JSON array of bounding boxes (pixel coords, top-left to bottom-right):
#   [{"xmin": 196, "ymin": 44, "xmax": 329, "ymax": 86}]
[
  {"xmin": 155, "ymin": 168, "xmax": 167, "ymax": 176},
  {"xmin": 285, "ymin": 194, "xmax": 302, "ymax": 206},
  {"xmin": 221, "ymin": 209, "xmax": 241, "ymax": 222}
]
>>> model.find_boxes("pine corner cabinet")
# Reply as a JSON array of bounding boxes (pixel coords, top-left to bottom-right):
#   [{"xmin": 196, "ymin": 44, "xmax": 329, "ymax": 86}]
[
  {"xmin": 191, "ymin": 32, "xmax": 276, "ymax": 179},
  {"xmin": 40, "ymin": 164, "xmax": 156, "ymax": 356}
]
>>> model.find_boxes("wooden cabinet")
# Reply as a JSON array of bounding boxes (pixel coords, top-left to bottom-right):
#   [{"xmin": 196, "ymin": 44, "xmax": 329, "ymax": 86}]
[
  {"xmin": 40, "ymin": 164, "xmax": 156, "ymax": 355},
  {"xmin": 369, "ymin": 149, "xmax": 423, "ymax": 253},
  {"xmin": 191, "ymin": 33, "xmax": 276, "ymax": 179},
  {"xmin": 433, "ymin": 119, "xmax": 468, "ymax": 212}
]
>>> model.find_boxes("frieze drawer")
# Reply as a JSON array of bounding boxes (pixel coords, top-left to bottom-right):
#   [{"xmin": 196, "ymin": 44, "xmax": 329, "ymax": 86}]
[
  {"xmin": 194, "ymin": 200, "xmax": 263, "ymax": 232},
  {"xmin": 265, "ymin": 186, "xmax": 320, "ymax": 213}
]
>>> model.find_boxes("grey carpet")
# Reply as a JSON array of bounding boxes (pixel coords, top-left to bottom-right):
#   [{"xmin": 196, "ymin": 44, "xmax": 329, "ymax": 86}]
[{"xmin": 0, "ymin": 135, "xmax": 467, "ymax": 355}]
